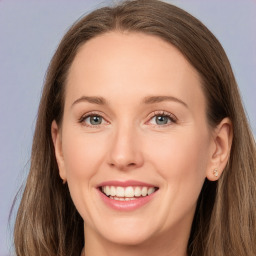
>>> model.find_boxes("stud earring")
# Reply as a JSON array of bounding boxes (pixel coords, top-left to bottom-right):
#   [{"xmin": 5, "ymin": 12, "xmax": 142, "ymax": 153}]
[{"xmin": 213, "ymin": 169, "xmax": 218, "ymax": 177}]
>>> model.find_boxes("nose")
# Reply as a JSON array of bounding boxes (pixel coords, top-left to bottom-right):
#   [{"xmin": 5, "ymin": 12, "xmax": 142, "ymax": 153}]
[{"xmin": 107, "ymin": 123, "xmax": 144, "ymax": 171}]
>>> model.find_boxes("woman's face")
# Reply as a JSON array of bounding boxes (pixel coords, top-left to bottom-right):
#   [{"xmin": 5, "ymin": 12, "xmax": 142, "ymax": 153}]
[{"xmin": 53, "ymin": 32, "xmax": 216, "ymax": 247}]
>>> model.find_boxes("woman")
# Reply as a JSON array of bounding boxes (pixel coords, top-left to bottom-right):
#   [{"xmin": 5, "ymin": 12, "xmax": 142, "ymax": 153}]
[{"xmin": 14, "ymin": 0, "xmax": 256, "ymax": 255}]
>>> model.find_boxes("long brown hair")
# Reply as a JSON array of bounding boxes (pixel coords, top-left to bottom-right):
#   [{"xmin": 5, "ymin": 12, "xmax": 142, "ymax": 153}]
[{"xmin": 14, "ymin": 0, "xmax": 256, "ymax": 255}]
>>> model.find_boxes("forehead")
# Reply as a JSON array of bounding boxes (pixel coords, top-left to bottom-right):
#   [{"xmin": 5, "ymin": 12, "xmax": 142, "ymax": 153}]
[{"xmin": 65, "ymin": 31, "xmax": 205, "ymax": 112}]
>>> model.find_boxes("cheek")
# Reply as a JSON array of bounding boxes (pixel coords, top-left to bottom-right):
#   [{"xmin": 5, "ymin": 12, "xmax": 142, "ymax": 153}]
[
  {"xmin": 149, "ymin": 129, "xmax": 209, "ymax": 171},
  {"xmin": 146, "ymin": 128, "xmax": 210, "ymax": 201},
  {"xmin": 62, "ymin": 130, "xmax": 106, "ymax": 180},
  {"xmin": 61, "ymin": 128, "xmax": 108, "ymax": 221}
]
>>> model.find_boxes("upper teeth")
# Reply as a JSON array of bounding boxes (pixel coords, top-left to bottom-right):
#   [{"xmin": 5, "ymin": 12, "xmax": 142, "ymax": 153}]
[{"xmin": 102, "ymin": 186, "xmax": 156, "ymax": 197}]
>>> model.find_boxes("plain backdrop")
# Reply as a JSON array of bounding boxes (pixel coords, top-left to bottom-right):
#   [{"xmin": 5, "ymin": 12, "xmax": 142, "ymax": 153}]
[{"xmin": 0, "ymin": 0, "xmax": 255, "ymax": 255}]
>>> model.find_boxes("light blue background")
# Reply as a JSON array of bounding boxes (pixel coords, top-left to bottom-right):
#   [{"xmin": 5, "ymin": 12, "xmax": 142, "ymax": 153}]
[{"xmin": 0, "ymin": 0, "xmax": 255, "ymax": 255}]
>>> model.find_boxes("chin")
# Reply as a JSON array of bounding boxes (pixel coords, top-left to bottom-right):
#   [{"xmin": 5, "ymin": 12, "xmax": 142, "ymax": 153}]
[
  {"xmin": 104, "ymin": 230, "xmax": 154, "ymax": 246},
  {"xmin": 96, "ymin": 217, "xmax": 157, "ymax": 246}
]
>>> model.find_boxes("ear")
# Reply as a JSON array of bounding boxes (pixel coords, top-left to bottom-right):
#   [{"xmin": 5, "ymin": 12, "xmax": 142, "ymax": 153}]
[
  {"xmin": 51, "ymin": 120, "xmax": 67, "ymax": 182},
  {"xmin": 206, "ymin": 117, "xmax": 233, "ymax": 181}
]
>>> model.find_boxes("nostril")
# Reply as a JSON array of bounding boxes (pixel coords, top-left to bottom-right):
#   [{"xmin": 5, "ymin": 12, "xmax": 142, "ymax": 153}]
[{"xmin": 128, "ymin": 163, "xmax": 136, "ymax": 166}]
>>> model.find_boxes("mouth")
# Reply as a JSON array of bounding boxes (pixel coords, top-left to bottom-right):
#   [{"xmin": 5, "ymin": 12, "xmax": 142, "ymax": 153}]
[
  {"xmin": 99, "ymin": 185, "xmax": 159, "ymax": 201},
  {"xmin": 97, "ymin": 180, "xmax": 159, "ymax": 211}
]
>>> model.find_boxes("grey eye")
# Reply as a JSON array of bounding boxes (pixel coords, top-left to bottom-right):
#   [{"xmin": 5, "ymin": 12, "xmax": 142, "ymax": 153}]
[
  {"xmin": 89, "ymin": 116, "xmax": 102, "ymax": 125},
  {"xmin": 155, "ymin": 115, "xmax": 170, "ymax": 125}
]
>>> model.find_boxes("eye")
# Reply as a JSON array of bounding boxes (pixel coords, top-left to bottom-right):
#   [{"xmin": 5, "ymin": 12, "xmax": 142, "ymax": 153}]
[
  {"xmin": 148, "ymin": 111, "xmax": 177, "ymax": 126},
  {"xmin": 154, "ymin": 115, "xmax": 170, "ymax": 125},
  {"xmin": 79, "ymin": 112, "xmax": 108, "ymax": 127},
  {"xmin": 87, "ymin": 115, "xmax": 103, "ymax": 125}
]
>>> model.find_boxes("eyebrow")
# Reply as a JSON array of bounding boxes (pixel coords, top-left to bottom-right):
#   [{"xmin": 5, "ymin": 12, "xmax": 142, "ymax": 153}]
[
  {"xmin": 71, "ymin": 95, "xmax": 188, "ymax": 108},
  {"xmin": 72, "ymin": 96, "xmax": 107, "ymax": 107},
  {"xmin": 143, "ymin": 96, "xmax": 188, "ymax": 108}
]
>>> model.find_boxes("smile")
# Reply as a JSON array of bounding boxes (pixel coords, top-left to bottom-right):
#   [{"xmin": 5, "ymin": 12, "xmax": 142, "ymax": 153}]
[
  {"xmin": 97, "ymin": 181, "xmax": 159, "ymax": 211},
  {"xmin": 101, "ymin": 186, "xmax": 157, "ymax": 200}
]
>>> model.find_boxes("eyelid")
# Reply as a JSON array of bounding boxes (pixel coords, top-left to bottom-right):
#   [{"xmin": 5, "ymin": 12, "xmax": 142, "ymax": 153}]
[
  {"xmin": 78, "ymin": 110, "xmax": 178, "ymax": 128},
  {"xmin": 78, "ymin": 111, "xmax": 109, "ymax": 127},
  {"xmin": 146, "ymin": 110, "xmax": 178, "ymax": 126}
]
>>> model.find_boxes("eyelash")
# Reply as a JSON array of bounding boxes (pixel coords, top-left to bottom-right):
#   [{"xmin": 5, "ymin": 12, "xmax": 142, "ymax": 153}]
[
  {"xmin": 147, "ymin": 111, "xmax": 177, "ymax": 127},
  {"xmin": 78, "ymin": 111, "xmax": 107, "ymax": 128},
  {"xmin": 78, "ymin": 110, "xmax": 177, "ymax": 128}
]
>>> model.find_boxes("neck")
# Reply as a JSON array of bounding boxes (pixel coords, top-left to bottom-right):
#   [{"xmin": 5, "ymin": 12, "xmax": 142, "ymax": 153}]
[{"xmin": 83, "ymin": 224, "xmax": 189, "ymax": 256}]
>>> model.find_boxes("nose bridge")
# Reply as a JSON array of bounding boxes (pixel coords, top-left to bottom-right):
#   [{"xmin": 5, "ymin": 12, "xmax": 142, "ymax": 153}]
[{"xmin": 107, "ymin": 119, "xmax": 143, "ymax": 170}]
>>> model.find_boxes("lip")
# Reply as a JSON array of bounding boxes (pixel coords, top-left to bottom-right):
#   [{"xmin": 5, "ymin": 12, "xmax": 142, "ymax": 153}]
[
  {"xmin": 97, "ymin": 180, "xmax": 157, "ymax": 188},
  {"xmin": 97, "ymin": 180, "xmax": 159, "ymax": 211}
]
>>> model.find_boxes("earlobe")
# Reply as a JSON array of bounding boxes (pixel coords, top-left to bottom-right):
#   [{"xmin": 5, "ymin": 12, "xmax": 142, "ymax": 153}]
[
  {"xmin": 206, "ymin": 117, "xmax": 233, "ymax": 181},
  {"xmin": 51, "ymin": 120, "xmax": 67, "ymax": 183}
]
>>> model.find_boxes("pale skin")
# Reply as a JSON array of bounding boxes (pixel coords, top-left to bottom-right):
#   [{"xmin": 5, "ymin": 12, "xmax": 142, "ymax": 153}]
[{"xmin": 51, "ymin": 32, "xmax": 233, "ymax": 256}]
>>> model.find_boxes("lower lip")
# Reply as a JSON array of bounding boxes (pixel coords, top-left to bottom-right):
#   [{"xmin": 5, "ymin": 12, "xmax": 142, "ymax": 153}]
[{"xmin": 98, "ymin": 189, "xmax": 158, "ymax": 211}]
